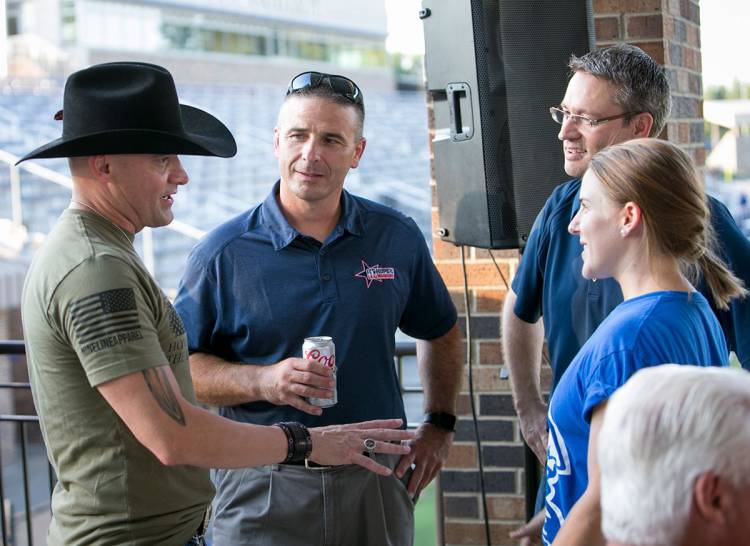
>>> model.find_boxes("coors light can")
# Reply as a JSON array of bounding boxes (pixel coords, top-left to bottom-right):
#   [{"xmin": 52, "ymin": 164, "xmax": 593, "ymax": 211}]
[{"xmin": 303, "ymin": 336, "xmax": 337, "ymax": 408}]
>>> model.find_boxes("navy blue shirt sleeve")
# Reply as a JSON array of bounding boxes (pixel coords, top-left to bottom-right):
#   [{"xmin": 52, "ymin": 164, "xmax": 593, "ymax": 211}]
[
  {"xmin": 707, "ymin": 197, "xmax": 750, "ymax": 370},
  {"xmin": 512, "ymin": 187, "xmax": 560, "ymax": 324},
  {"xmin": 398, "ymin": 221, "xmax": 457, "ymax": 340},
  {"xmin": 173, "ymin": 246, "xmax": 221, "ymax": 356}
]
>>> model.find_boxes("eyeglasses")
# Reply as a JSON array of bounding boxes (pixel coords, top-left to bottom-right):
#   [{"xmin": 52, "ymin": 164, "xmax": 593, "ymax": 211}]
[
  {"xmin": 549, "ymin": 106, "xmax": 638, "ymax": 128},
  {"xmin": 287, "ymin": 71, "xmax": 363, "ymax": 105}
]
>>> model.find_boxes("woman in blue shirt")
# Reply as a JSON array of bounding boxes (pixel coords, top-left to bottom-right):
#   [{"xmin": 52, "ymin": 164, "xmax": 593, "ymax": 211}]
[{"xmin": 543, "ymin": 138, "xmax": 747, "ymax": 546}]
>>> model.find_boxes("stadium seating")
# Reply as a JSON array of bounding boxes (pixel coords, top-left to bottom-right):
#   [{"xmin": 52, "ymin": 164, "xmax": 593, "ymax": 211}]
[{"xmin": 0, "ymin": 80, "xmax": 433, "ymax": 290}]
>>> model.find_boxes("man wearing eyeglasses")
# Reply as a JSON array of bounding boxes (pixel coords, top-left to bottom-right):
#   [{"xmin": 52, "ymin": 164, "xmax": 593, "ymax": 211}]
[
  {"xmin": 503, "ymin": 43, "xmax": 750, "ymax": 543},
  {"xmin": 174, "ymin": 72, "xmax": 462, "ymax": 545}
]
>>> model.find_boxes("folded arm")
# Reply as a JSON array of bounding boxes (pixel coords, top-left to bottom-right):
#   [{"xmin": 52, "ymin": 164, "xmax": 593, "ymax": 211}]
[{"xmin": 188, "ymin": 352, "xmax": 334, "ymax": 415}]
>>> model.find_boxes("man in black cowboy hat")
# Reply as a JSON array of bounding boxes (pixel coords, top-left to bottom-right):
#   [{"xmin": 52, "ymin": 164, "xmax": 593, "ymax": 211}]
[
  {"xmin": 173, "ymin": 72, "xmax": 463, "ymax": 545},
  {"xmin": 19, "ymin": 62, "xmax": 414, "ymax": 546}
]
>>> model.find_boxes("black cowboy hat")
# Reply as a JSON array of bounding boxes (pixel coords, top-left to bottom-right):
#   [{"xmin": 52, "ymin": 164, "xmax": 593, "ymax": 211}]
[{"xmin": 17, "ymin": 61, "xmax": 237, "ymax": 163}]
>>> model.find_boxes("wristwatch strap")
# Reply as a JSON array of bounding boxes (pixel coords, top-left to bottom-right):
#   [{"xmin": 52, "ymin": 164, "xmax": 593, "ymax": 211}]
[{"xmin": 424, "ymin": 411, "xmax": 457, "ymax": 432}]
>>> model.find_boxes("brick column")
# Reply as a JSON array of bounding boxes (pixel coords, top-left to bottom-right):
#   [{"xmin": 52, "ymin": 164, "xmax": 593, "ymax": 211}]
[
  {"xmin": 431, "ymin": 2, "xmax": 703, "ymax": 545},
  {"xmin": 594, "ymin": 0, "xmax": 705, "ymax": 163}
]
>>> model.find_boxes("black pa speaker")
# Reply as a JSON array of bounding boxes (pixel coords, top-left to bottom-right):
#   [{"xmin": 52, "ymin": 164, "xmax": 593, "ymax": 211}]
[{"xmin": 422, "ymin": 0, "xmax": 593, "ymax": 249}]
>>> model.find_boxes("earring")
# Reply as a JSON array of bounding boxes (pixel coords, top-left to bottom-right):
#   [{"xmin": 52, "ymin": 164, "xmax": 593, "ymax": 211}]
[{"xmin": 620, "ymin": 228, "xmax": 627, "ymax": 237}]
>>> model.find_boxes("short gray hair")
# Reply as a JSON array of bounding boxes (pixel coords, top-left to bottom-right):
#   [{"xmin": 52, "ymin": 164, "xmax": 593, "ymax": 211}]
[
  {"xmin": 282, "ymin": 85, "xmax": 365, "ymax": 139},
  {"xmin": 569, "ymin": 43, "xmax": 671, "ymax": 137},
  {"xmin": 598, "ymin": 364, "xmax": 750, "ymax": 546}
]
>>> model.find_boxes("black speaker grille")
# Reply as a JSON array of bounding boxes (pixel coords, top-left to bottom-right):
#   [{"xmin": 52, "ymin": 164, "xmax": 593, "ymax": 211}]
[
  {"xmin": 470, "ymin": 0, "xmax": 592, "ymax": 248},
  {"xmin": 471, "ymin": 0, "xmax": 513, "ymax": 247}
]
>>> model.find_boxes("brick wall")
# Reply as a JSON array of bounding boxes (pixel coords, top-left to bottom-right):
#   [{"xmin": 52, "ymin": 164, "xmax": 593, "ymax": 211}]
[
  {"xmin": 432, "ymin": 2, "xmax": 703, "ymax": 545},
  {"xmin": 594, "ymin": 0, "xmax": 705, "ymax": 162}
]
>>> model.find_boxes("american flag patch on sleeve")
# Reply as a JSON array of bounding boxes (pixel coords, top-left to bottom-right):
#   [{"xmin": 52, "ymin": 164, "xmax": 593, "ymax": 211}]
[{"xmin": 70, "ymin": 288, "xmax": 143, "ymax": 353}]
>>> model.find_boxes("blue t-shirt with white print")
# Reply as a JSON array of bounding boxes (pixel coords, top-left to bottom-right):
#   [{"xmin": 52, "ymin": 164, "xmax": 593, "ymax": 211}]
[{"xmin": 542, "ymin": 291, "xmax": 728, "ymax": 545}]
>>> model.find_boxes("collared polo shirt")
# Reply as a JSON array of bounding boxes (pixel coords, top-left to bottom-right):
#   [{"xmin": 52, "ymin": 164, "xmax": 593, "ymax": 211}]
[
  {"xmin": 512, "ymin": 177, "xmax": 750, "ymax": 389},
  {"xmin": 174, "ymin": 182, "xmax": 457, "ymax": 427}
]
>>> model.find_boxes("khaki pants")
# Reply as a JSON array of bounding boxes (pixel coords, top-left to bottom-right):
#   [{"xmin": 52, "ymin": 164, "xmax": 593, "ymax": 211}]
[{"xmin": 210, "ymin": 454, "xmax": 415, "ymax": 546}]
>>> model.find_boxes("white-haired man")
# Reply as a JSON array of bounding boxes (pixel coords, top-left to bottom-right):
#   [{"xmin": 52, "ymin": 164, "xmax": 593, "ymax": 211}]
[{"xmin": 598, "ymin": 364, "xmax": 750, "ymax": 546}]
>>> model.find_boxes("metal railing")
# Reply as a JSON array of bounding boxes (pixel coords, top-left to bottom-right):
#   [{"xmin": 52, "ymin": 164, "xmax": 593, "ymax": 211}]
[
  {"xmin": 0, "ymin": 340, "xmax": 54, "ymax": 546},
  {"xmin": 1, "ymin": 340, "xmax": 444, "ymax": 545},
  {"xmin": 395, "ymin": 340, "xmax": 424, "ymax": 427}
]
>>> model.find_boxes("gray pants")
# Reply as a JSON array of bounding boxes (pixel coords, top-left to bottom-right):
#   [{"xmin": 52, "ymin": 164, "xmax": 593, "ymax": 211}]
[{"xmin": 210, "ymin": 454, "xmax": 415, "ymax": 546}]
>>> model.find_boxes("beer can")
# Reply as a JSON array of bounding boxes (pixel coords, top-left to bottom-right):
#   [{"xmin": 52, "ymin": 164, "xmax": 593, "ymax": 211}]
[{"xmin": 303, "ymin": 336, "xmax": 337, "ymax": 408}]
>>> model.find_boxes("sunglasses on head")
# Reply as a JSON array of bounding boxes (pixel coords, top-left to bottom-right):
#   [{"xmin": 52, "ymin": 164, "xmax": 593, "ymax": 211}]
[{"xmin": 286, "ymin": 71, "xmax": 363, "ymax": 105}]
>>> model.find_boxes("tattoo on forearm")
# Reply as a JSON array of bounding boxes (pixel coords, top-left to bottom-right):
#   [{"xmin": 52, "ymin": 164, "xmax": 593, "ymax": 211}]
[{"xmin": 142, "ymin": 367, "xmax": 186, "ymax": 426}]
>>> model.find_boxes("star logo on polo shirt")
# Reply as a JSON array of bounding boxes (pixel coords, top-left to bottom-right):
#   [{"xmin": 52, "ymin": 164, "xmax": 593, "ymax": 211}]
[{"xmin": 354, "ymin": 260, "xmax": 395, "ymax": 288}]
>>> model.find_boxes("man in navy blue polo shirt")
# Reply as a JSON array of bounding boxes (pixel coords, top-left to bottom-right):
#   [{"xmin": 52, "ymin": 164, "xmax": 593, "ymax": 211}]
[
  {"xmin": 504, "ymin": 44, "xmax": 750, "ymax": 540},
  {"xmin": 174, "ymin": 72, "xmax": 462, "ymax": 545}
]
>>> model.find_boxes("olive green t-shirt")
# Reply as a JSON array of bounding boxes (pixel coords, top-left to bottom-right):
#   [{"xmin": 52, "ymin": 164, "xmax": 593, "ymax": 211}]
[{"xmin": 21, "ymin": 209, "xmax": 214, "ymax": 545}]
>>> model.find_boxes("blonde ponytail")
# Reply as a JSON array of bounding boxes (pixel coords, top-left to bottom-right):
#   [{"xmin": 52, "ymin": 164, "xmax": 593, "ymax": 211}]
[
  {"xmin": 589, "ymin": 138, "xmax": 747, "ymax": 310},
  {"xmin": 694, "ymin": 243, "xmax": 747, "ymax": 311}
]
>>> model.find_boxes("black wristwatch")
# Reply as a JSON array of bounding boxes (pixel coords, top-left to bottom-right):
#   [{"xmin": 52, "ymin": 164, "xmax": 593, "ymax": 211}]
[{"xmin": 424, "ymin": 411, "xmax": 457, "ymax": 432}]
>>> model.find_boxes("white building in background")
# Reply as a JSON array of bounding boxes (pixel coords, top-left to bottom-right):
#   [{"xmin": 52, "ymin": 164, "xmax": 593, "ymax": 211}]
[
  {"xmin": 0, "ymin": 0, "xmax": 435, "ymax": 294},
  {"xmin": 704, "ymin": 99, "xmax": 750, "ymax": 178},
  {"xmin": 703, "ymin": 100, "xmax": 750, "ymax": 237},
  {"xmin": 3, "ymin": 0, "xmax": 394, "ymax": 89}
]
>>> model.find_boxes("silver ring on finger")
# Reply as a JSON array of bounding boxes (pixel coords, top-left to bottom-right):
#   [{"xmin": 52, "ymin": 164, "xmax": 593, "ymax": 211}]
[{"xmin": 363, "ymin": 438, "xmax": 376, "ymax": 453}]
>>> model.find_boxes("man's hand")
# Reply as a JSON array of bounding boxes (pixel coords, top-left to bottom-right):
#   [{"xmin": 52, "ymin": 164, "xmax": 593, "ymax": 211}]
[
  {"xmin": 394, "ymin": 423, "xmax": 454, "ymax": 498},
  {"xmin": 310, "ymin": 419, "xmax": 415, "ymax": 475},
  {"xmin": 518, "ymin": 399, "xmax": 549, "ymax": 464},
  {"xmin": 510, "ymin": 510, "xmax": 544, "ymax": 545},
  {"xmin": 257, "ymin": 357, "xmax": 334, "ymax": 415}
]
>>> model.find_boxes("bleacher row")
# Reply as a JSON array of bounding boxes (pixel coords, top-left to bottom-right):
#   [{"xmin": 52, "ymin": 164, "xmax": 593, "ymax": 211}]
[{"xmin": 0, "ymin": 80, "xmax": 434, "ymax": 291}]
